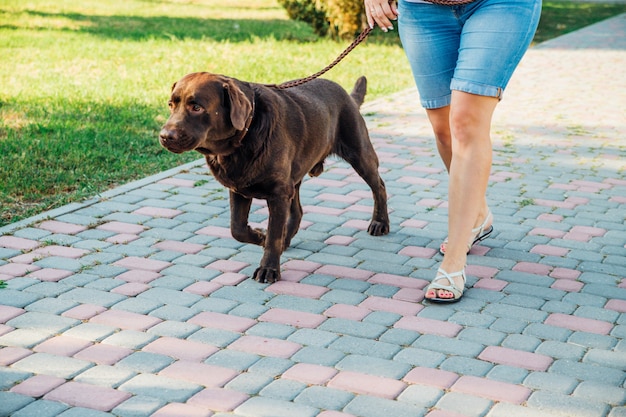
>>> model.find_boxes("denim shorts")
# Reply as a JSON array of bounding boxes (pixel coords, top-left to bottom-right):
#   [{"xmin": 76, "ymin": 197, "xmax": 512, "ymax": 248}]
[{"xmin": 398, "ymin": 0, "xmax": 542, "ymax": 109}]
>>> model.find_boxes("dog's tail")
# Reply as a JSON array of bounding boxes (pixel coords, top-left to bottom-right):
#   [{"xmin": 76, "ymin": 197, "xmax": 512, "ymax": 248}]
[{"xmin": 350, "ymin": 76, "xmax": 367, "ymax": 108}]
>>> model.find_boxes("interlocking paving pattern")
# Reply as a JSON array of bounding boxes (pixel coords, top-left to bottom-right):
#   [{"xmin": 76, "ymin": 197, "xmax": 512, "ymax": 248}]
[{"xmin": 1, "ymin": 13, "xmax": 625, "ymax": 417}]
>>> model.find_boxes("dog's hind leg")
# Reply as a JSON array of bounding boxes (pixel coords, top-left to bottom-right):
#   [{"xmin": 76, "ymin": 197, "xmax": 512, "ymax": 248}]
[{"xmin": 229, "ymin": 191, "xmax": 265, "ymax": 246}]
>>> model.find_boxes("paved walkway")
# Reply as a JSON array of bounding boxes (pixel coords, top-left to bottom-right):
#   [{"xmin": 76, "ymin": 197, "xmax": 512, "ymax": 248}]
[{"xmin": 1, "ymin": 13, "xmax": 626, "ymax": 417}]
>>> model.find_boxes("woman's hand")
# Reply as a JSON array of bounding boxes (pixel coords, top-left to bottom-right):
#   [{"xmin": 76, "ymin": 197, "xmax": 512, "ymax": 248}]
[{"xmin": 364, "ymin": 0, "xmax": 398, "ymax": 32}]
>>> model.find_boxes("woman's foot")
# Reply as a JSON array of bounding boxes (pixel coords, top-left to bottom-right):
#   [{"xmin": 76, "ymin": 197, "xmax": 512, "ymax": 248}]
[
  {"xmin": 440, "ymin": 209, "xmax": 493, "ymax": 255},
  {"xmin": 424, "ymin": 267, "xmax": 466, "ymax": 303}
]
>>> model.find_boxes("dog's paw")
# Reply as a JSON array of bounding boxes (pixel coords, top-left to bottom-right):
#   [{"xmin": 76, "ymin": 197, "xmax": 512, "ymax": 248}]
[
  {"xmin": 367, "ymin": 220, "xmax": 390, "ymax": 236},
  {"xmin": 253, "ymin": 267, "xmax": 281, "ymax": 283}
]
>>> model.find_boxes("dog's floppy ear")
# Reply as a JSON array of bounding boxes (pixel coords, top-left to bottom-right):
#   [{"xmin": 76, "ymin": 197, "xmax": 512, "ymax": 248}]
[{"xmin": 224, "ymin": 80, "xmax": 252, "ymax": 131}]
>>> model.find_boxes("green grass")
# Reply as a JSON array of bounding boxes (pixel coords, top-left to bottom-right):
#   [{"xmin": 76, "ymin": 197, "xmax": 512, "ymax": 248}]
[{"xmin": 1, "ymin": 0, "xmax": 624, "ymax": 227}]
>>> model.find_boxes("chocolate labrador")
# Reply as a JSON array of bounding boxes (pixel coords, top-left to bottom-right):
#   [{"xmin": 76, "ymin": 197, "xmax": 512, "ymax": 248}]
[{"xmin": 159, "ymin": 72, "xmax": 389, "ymax": 283}]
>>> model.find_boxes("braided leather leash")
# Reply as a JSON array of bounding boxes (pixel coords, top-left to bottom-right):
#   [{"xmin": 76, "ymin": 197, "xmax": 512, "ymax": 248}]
[{"xmin": 266, "ymin": 0, "xmax": 476, "ymax": 90}]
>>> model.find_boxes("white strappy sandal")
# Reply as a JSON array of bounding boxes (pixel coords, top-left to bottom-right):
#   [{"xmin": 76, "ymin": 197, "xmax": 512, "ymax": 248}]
[
  {"xmin": 424, "ymin": 268, "xmax": 466, "ymax": 303},
  {"xmin": 440, "ymin": 210, "xmax": 493, "ymax": 255}
]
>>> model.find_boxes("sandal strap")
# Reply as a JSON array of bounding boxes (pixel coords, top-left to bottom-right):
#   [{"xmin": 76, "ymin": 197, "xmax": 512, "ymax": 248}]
[
  {"xmin": 427, "ymin": 268, "xmax": 466, "ymax": 298},
  {"xmin": 471, "ymin": 209, "xmax": 492, "ymax": 236}
]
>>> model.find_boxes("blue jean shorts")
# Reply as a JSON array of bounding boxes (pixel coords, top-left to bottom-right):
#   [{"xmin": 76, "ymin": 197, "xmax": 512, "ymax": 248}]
[{"xmin": 398, "ymin": 0, "xmax": 542, "ymax": 109}]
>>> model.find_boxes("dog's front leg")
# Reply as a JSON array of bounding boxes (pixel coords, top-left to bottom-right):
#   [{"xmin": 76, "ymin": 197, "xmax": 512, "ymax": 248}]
[
  {"xmin": 253, "ymin": 195, "xmax": 289, "ymax": 283},
  {"xmin": 229, "ymin": 191, "xmax": 265, "ymax": 246}
]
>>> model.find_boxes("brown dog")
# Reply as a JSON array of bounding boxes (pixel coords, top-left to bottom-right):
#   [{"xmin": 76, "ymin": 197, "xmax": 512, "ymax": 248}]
[{"xmin": 159, "ymin": 72, "xmax": 389, "ymax": 283}]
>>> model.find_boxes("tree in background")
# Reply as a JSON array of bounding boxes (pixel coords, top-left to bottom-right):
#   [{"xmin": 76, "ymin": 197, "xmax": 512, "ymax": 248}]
[{"xmin": 278, "ymin": 0, "xmax": 366, "ymax": 39}]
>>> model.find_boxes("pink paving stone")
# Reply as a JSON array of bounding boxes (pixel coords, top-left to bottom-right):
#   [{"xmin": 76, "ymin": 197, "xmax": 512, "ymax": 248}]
[
  {"xmin": 283, "ymin": 363, "xmax": 338, "ymax": 385},
  {"xmin": 325, "ymin": 235, "xmax": 356, "ymax": 246},
  {"xmin": 11, "ymin": 375, "xmax": 65, "ymax": 397},
  {"xmin": 73, "ymin": 343, "xmax": 133, "ymax": 366},
  {"xmin": 228, "ymin": 335, "xmax": 302, "ymax": 358},
  {"xmin": 259, "ymin": 308, "xmax": 326, "ymax": 329},
  {"xmin": 277, "ymin": 269, "xmax": 309, "ymax": 283},
  {"xmin": 512, "ymin": 262, "xmax": 553, "ymax": 276},
  {"xmin": 545, "ymin": 313, "xmax": 613, "ymax": 335},
  {"xmin": 566, "ymin": 196, "xmax": 590, "ymax": 206},
  {"xmin": 478, "ymin": 346, "xmax": 553, "ymax": 371},
  {"xmin": 303, "ymin": 205, "xmax": 344, "ymax": 216},
  {"xmin": 570, "ymin": 225, "xmax": 606, "ymax": 237},
  {"xmin": 133, "ymin": 206, "xmax": 183, "ymax": 218},
  {"xmin": 318, "ymin": 412, "xmax": 356, "ymax": 417},
  {"xmin": 610, "ymin": 196, "xmax": 626, "ymax": 204},
  {"xmin": 44, "ymin": 381, "xmax": 132, "ymax": 412},
  {"xmin": 0, "ymin": 263, "xmax": 41, "ymax": 277},
  {"xmin": 549, "ymin": 268, "xmax": 581, "ymax": 280},
  {"xmin": 97, "ymin": 221, "xmax": 147, "ymax": 234},
  {"xmin": 111, "ymin": 282, "xmax": 150, "ymax": 296},
  {"xmin": 342, "ymin": 219, "xmax": 371, "ymax": 231},
  {"xmin": 369, "ymin": 273, "xmax": 429, "ymax": 289},
  {"xmin": 158, "ymin": 178, "xmax": 197, "ymax": 188},
  {"xmin": 474, "ymin": 278, "xmax": 508, "ymax": 292},
  {"xmin": 316, "ymin": 193, "xmax": 360, "ymax": 204},
  {"xmin": 90, "ymin": 309, "xmax": 162, "ymax": 331},
  {"xmin": 106, "ymin": 234, "xmax": 140, "ymax": 244},
  {"xmin": 528, "ymin": 228, "xmax": 567, "ymax": 239},
  {"xmin": 398, "ymin": 177, "xmax": 440, "ymax": 187},
  {"xmin": 395, "ymin": 316, "xmax": 462, "ymax": 338},
  {"xmin": 537, "ymin": 213, "xmax": 564, "ymax": 222},
  {"xmin": 328, "ymin": 371, "xmax": 406, "ymax": 399},
  {"xmin": 206, "ymin": 259, "xmax": 249, "ymax": 273},
  {"xmin": 115, "ymin": 269, "xmax": 161, "ymax": 284},
  {"xmin": 152, "ymin": 403, "xmax": 213, "ymax": 417},
  {"xmin": 534, "ymin": 199, "xmax": 577, "ymax": 210},
  {"xmin": 159, "ymin": 361, "xmax": 238, "ymax": 387},
  {"xmin": 324, "ymin": 304, "xmax": 371, "ymax": 321},
  {"xmin": 308, "ymin": 178, "xmax": 347, "ymax": 188},
  {"xmin": 143, "ymin": 337, "xmax": 219, "ymax": 362},
  {"xmin": 27, "ymin": 268, "xmax": 74, "ymax": 282},
  {"xmin": 34, "ymin": 336, "xmax": 93, "ymax": 357},
  {"xmin": 398, "ymin": 246, "xmax": 437, "ymax": 258},
  {"xmin": 606, "ymin": 299, "xmax": 626, "ymax": 313},
  {"xmin": 211, "ymin": 272, "xmax": 248, "ymax": 286},
  {"xmin": 451, "ymin": 376, "xmax": 531, "ymax": 404},
  {"xmin": 551, "ymin": 279, "xmax": 583, "ymax": 293},
  {"xmin": 0, "ymin": 236, "xmax": 41, "ymax": 251},
  {"xmin": 196, "ymin": 225, "xmax": 233, "ymax": 238},
  {"xmin": 6, "ymin": 253, "xmax": 40, "ymax": 264},
  {"xmin": 403, "ymin": 367, "xmax": 459, "ymax": 389},
  {"xmin": 34, "ymin": 245, "xmax": 89, "ymax": 259},
  {"xmin": 530, "ymin": 245, "xmax": 570, "ymax": 257},
  {"xmin": 184, "ymin": 281, "xmax": 222, "ymax": 296},
  {"xmin": 266, "ymin": 281, "xmax": 329, "ymax": 299},
  {"xmin": 549, "ymin": 183, "xmax": 577, "ymax": 191},
  {"xmin": 153, "ymin": 240, "xmax": 205, "ymax": 254},
  {"xmin": 465, "ymin": 265, "xmax": 499, "ymax": 279},
  {"xmin": 399, "ymin": 219, "xmax": 429, "ymax": 229},
  {"xmin": 359, "ymin": 296, "xmax": 423, "ymax": 316},
  {"xmin": 0, "ymin": 306, "xmax": 25, "ymax": 324},
  {"xmin": 114, "ymin": 256, "xmax": 172, "ymax": 272},
  {"xmin": 0, "ymin": 347, "xmax": 32, "ymax": 366},
  {"xmin": 38, "ymin": 220, "xmax": 87, "ymax": 235},
  {"xmin": 415, "ymin": 199, "xmax": 444, "ymax": 208},
  {"xmin": 282, "ymin": 260, "xmax": 322, "ymax": 273},
  {"xmin": 316, "ymin": 265, "xmax": 374, "ymax": 281},
  {"xmin": 571, "ymin": 180, "xmax": 612, "ymax": 190},
  {"xmin": 187, "ymin": 388, "xmax": 249, "ymax": 412},
  {"xmin": 607, "ymin": 178, "xmax": 626, "ymax": 187},
  {"xmin": 0, "ymin": 324, "xmax": 13, "ymax": 336},
  {"xmin": 563, "ymin": 231, "xmax": 592, "ymax": 242},
  {"xmin": 425, "ymin": 410, "xmax": 468, "ymax": 417},
  {"xmin": 393, "ymin": 288, "xmax": 425, "ymax": 303},
  {"xmin": 188, "ymin": 311, "xmax": 257, "ymax": 333}
]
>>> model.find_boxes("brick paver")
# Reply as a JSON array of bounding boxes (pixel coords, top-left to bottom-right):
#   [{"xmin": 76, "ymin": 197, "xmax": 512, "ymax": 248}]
[{"xmin": 1, "ymin": 14, "xmax": 626, "ymax": 417}]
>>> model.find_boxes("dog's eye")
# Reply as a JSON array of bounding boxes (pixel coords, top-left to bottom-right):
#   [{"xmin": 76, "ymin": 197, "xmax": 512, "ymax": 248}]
[
  {"xmin": 167, "ymin": 100, "xmax": 174, "ymax": 109},
  {"xmin": 191, "ymin": 104, "xmax": 203, "ymax": 113}
]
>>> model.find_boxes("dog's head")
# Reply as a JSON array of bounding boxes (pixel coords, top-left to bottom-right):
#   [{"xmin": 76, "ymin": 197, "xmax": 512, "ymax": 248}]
[{"xmin": 159, "ymin": 72, "xmax": 253, "ymax": 155}]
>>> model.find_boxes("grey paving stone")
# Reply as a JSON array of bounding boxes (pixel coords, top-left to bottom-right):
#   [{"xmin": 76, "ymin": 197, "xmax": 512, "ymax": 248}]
[
  {"xmin": 0, "ymin": 289, "xmax": 42, "ymax": 308},
  {"xmin": 12, "ymin": 352, "xmax": 92, "ymax": 379},
  {"xmin": 7, "ymin": 311, "xmax": 79, "ymax": 334},
  {"xmin": 550, "ymin": 359, "xmax": 626, "ymax": 385},
  {"xmin": 487, "ymin": 365, "xmax": 529, "ymax": 384},
  {"xmin": 74, "ymin": 364, "xmax": 136, "ymax": 388},
  {"xmin": 111, "ymin": 395, "xmax": 165, "ymax": 417},
  {"xmin": 226, "ymin": 372, "xmax": 275, "ymax": 395},
  {"xmin": 295, "ymin": 385, "xmax": 355, "ymax": 410},
  {"xmin": 343, "ymin": 394, "xmax": 427, "ymax": 417},
  {"xmin": 527, "ymin": 391, "xmax": 610, "ymax": 417},
  {"xmin": 259, "ymin": 379, "xmax": 308, "ymax": 401},
  {"xmin": 435, "ymin": 392, "xmax": 493, "ymax": 417},
  {"xmin": 412, "ymin": 334, "xmax": 485, "ymax": 357},
  {"xmin": 573, "ymin": 381, "xmax": 626, "ymax": 406},
  {"xmin": 246, "ymin": 322, "xmax": 295, "ymax": 340},
  {"xmin": 0, "ymin": 392, "xmax": 35, "ymax": 417},
  {"xmin": 10, "ymin": 399, "xmax": 69, "ymax": 417},
  {"xmin": 204, "ymin": 349, "xmax": 260, "ymax": 371},
  {"xmin": 290, "ymin": 346, "xmax": 345, "ymax": 367},
  {"xmin": 336, "ymin": 354, "xmax": 411, "ymax": 379},
  {"xmin": 318, "ymin": 318, "xmax": 387, "ymax": 339},
  {"xmin": 0, "ymin": 368, "xmax": 33, "ymax": 390},
  {"xmin": 235, "ymin": 396, "xmax": 318, "ymax": 417},
  {"xmin": 266, "ymin": 295, "xmax": 331, "ymax": 315},
  {"xmin": 569, "ymin": 332, "xmax": 618, "ymax": 350},
  {"xmin": 101, "ymin": 330, "xmax": 157, "ymax": 350},
  {"xmin": 119, "ymin": 374, "xmax": 202, "ymax": 403},
  {"xmin": 287, "ymin": 328, "xmax": 339, "ymax": 348},
  {"xmin": 111, "ymin": 298, "xmax": 162, "ymax": 315},
  {"xmin": 393, "ymin": 347, "xmax": 446, "ymax": 368},
  {"xmin": 440, "ymin": 356, "xmax": 494, "ymax": 377},
  {"xmin": 63, "ymin": 323, "xmax": 117, "ymax": 342}
]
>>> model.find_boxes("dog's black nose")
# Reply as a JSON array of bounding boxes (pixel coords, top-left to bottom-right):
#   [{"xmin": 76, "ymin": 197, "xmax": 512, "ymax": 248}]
[{"xmin": 159, "ymin": 128, "xmax": 177, "ymax": 144}]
